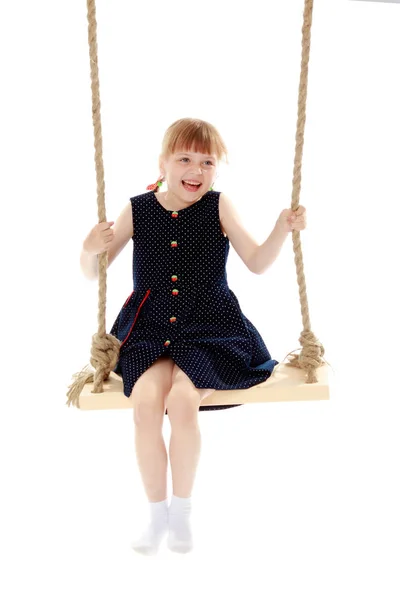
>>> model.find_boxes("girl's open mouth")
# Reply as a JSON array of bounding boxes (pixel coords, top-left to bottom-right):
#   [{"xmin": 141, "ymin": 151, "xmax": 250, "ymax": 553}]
[{"xmin": 182, "ymin": 180, "xmax": 201, "ymax": 192}]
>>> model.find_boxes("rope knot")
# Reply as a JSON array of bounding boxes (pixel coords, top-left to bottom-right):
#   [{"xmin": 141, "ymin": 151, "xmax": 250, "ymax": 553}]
[
  {"xmin": 66, "ymin": 333, "xmax": 121, "ymax": 408},
  {"xmin": 90, "ymin": 332, "xmax": 121, "ymax": 374},
  {"xmin": 287, "ymin": 329, "xmax": 325, "ymax": 383}
]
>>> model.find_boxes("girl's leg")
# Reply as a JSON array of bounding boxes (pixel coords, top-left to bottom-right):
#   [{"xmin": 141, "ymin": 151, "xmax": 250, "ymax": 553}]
[
  {"xmin": 166, "ymin": 374, "xmax": 215, "ymax": 498},
  {"xmin": 130, "ymin": 356, "xmax": 174, "ymax": 555},
  {"xmin": 132, "ymin": 356, "xmax": 174, "ymax": 502},
  {"xmin": 165, "ymin": 376, "xmax": 215, "ymax": 553}
]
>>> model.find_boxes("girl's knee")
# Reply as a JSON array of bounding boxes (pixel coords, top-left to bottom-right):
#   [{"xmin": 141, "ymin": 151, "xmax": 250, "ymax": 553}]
[
  {"xmin": 166, "ymin": 387, "xmax": 204, "ymax": 422},
  {"xmin": 132, "ymin": 387, "xmax": 166, "ymax": 426}
]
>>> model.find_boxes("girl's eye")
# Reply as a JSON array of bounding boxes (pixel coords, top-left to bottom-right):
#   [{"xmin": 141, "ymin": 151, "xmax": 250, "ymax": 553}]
[{"xmin": 180, "ymin": 157, "xmax": 213, "ymax": 165}]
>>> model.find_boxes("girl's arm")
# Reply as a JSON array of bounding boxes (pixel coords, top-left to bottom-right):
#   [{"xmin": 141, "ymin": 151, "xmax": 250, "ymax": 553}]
[
  {"xmin": 80, "ymin": 248, "xmax": 98, "ymax": 281},
  {"xmin": 80, "ymin": 201, "xmax": 134, "ymax": 281},
  {"xmin": 249, "ymin": 222, "xmax": 289, "ymax": 275},
  {"xmin": 219, "ymin": 192, "xmax": 289, "ymax": 274}
]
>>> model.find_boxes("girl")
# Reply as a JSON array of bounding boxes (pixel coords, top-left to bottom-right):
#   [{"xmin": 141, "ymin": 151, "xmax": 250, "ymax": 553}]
[{"xmin": 81, "ymin": 118, "xmax": 306, "ymax": 555}]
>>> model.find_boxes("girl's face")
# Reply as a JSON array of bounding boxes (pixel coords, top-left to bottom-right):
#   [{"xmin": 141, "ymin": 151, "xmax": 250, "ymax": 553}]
[{"xmin": 160, "ymin": 148, "xmax": 218, "ymax": 200}]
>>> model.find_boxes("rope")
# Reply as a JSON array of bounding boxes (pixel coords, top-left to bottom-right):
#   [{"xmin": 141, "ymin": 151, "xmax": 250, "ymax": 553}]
[
  {"xmin": 66, "ymin": 0, "xmax": 326, "ymax": 407},
  {"xmin": 66, "ymin": 0, "xmax": 121, "ymax": 407},
  {"xmin": 285, "ymin": 0, "xmax": 326, "ymax": 383}
]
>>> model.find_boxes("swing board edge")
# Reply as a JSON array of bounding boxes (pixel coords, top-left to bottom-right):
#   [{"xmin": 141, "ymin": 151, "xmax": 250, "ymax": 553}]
[{"xmin": 77, "ymin": 364, "xmax": 331, "ymax": 410}]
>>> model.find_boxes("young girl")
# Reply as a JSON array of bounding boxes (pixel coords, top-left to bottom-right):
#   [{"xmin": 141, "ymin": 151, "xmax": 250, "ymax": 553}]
[{"xmin": 81, "ymin": 118, "xmax": 306, "ymax": 555}]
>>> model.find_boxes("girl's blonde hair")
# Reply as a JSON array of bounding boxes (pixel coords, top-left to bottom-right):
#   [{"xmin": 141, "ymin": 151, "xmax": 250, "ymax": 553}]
[{"xmin": 160, "ymin": 118, "xmax": 229, "ymax": 165}]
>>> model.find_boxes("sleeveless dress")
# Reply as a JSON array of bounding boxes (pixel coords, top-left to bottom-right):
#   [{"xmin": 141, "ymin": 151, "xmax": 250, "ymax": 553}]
[{"xmin": 109, "ymin": 190, "xmax": 279, "ymax": 412}]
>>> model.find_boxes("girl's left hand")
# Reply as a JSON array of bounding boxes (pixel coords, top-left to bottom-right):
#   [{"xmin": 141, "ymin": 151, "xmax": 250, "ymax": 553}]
[{"xmin": 276, "ymin": 205, "xmax": 307, "ymax": 233}]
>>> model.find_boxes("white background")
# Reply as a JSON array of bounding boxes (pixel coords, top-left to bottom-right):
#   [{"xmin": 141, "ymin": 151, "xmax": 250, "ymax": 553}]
[{"xmin": 1, "ymin": 0, "xmax": 399, "ymax": 597}]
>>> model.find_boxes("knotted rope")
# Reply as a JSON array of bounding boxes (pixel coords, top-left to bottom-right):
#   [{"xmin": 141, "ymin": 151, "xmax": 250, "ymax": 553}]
[
  {"xmin": 66, "ymin": 0, "xmax": 120, "ymax": 407},
  {"xmin": 284, "ymin": 0, "xmax": 326, "ymax": 383}
]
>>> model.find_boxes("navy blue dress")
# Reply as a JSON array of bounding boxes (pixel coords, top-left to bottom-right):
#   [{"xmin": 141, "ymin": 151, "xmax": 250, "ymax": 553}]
[{"xmin": 109, "ymin": 190, "xmax": 278, "ymax": 412}]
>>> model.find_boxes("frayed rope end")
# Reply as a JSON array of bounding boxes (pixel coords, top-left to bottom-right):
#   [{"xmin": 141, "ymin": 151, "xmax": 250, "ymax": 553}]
[{"xmin": 66, "ymin": 364, "xmax": 95, "ymax": 408}]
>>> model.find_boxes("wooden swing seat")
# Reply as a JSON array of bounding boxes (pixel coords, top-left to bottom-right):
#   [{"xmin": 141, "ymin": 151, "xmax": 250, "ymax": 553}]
[{"xmin": 77, "ymin": 362, "xmax": 331, "ymax": 410}]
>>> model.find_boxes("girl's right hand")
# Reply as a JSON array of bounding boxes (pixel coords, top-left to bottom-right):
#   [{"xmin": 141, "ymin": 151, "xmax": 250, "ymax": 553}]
[{"xmin": 83, "ymin": 221, "xmax": 115, "ymax": 255}]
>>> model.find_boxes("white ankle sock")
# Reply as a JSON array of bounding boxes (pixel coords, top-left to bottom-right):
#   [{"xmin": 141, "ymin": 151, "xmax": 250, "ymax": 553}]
[
  {"xmin": 131, "ymin": 498, "xmax": 169, "ymax": 555},
  {"xmin": 167, "ymin": 494, "xmax": 193, "ymax": 553}
]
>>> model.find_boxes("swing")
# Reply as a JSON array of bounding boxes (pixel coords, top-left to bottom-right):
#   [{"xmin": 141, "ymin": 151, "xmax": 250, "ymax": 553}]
[{"xmin": 66, "ymin": 0, "xmax": 331, "ymax": 410}]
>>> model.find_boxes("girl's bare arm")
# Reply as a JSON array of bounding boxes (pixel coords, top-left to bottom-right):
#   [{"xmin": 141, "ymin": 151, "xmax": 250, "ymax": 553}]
[{"xmin": 80, "ymin": 202, "xmax": 134, "ymax": 280}]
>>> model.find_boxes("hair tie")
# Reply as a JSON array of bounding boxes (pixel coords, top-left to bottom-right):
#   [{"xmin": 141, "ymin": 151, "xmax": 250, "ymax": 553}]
[{"xmin": 146, "ymin": 176, "xmax": 164, "ymax": 191}]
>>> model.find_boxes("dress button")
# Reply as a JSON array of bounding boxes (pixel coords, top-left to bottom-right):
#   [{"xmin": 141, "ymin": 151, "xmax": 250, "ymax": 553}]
[
  {"xmin": 170, "ymin": 316, "xmax": 176, "ymax": 323},
  {"xmin": 171, "ymin": 240, "xmax": 178, "ymax": 248},
  {"xmin": 164, "ymin": 340, "xmax": 171, "ymax": 347},
  {"xmin": 171, "ymin": 275, "xmax": 178, "ymax": 282},
  {"xmin": 172, "ymin": 288, "xmax": 179, "ymax": 296},
  {"xmin": 171, "ymin": 211, "xmax": 178, "ymax": 218}
]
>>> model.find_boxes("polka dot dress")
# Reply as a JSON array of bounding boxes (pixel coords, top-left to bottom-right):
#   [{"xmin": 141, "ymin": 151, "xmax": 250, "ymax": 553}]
[{"xmin": 109, "ymin": 190, "xmax": 279, "ymax": 412}]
